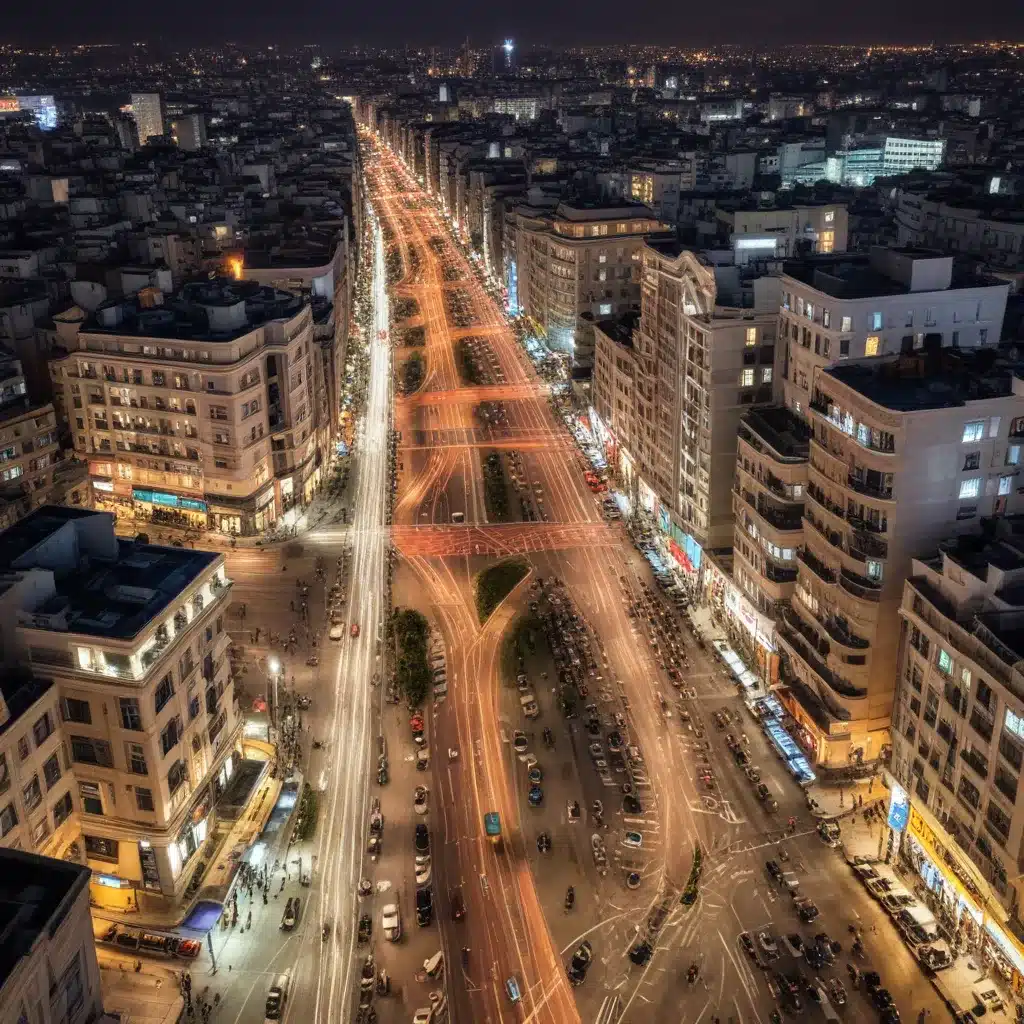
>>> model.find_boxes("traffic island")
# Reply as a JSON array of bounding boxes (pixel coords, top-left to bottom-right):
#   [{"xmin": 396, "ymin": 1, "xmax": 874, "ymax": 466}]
[
  {"xmin": 481, "ymin": 451, "xmax": 511, "ymax": 521},
  {"xmin": 680, "ymin": 844, "xmax": 703, "ymax": 905},
  {"xmin": 475, "ymin": 558, "xmax": 529, "ymax": 623},
  {"xmin": 398, "ymin": 351, "xmax": 426, "ymax": 395},
  {"xmin": 391, "ymin": 607, "xmax": 431, "ymax": 706}
]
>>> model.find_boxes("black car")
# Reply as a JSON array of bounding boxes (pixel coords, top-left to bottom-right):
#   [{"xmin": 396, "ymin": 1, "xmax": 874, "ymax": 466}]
[
  {"xmin": 629, "ymin": 941, "xmax": 653, "ymax": 966},
  {"xmin": 415, "ymin": 886, "xmax": 432, "ymax": 926},
  {"xmin": 739, "ymin": 932, "xmax": 757, "ymax": 959},
  {"xmin": 567, "ymin": 940, "xmax": 592, "ymax": 985},
  {"xmin": 623, "ymin": 795, "xmax": 643, "ymax": 814},
  {"xmin": 415, "ymin": 823, "xmax": 430, "ymax": 854},
  {"xmin": 765, "ymin": 859, "xmax": 782, "ymax": 882},
  {"xmin": 804, "ymin": 945, "xmax": 826, "ymax": 969},
  {"xmin": 880, "ymin": 1009, "xmax": 901, "ymax": 1024}
]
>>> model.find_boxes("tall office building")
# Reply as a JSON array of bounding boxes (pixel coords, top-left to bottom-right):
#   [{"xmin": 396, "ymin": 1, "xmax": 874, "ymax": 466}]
[{"xmin": 130, "ymin": 92, "xmax": 165, "ymax": 144}]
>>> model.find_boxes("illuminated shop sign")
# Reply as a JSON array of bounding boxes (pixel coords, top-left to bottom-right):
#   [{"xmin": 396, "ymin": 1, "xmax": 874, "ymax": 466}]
[{"xmin": 132, "ymin": 488, "xmax": 207, "ymax": 513}]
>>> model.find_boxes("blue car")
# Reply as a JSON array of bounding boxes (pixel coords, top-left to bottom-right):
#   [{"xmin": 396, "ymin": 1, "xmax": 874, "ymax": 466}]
[
  {"xmin": 528, "ymin": 785, "xmax": 544, "ymax": 806},
  {"xmin": 505, "ymin": 976, "xmax": 521, "ymax": 1003}
]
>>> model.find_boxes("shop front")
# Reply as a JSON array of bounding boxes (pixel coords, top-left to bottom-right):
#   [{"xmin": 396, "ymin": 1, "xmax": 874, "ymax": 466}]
[
  {"xmin": 703, "ymin": 556, "xmax": 778, "ymax": 684},
  {"xmin": 132, "ymin": 488, "xmax": 208, "ymax": 528},
  {"xmin": 253, "ymin": 485, "xmax": 277, "ymax": 533},
  {"xmin": 901, "ymin": 800, "xmax": 1024, "ymax": 995}
]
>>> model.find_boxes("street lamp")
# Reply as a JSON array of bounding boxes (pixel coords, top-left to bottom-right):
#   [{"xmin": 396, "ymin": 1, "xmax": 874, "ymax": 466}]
[{"xmin": 268, "ymin": 656, "xmax": 281, "ymax": 728}]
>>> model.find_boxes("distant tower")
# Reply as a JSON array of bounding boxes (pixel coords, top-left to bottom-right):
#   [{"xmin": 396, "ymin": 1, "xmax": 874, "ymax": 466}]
[
  {"xmin": 130, "ymin": 92, "xmax": 164, "ymax": 143},
  {"xmin": 461, "ymin": 37, "xmax": 473, "ymax": 77},
  {"xmin": 492, "ymin": 39, "xmax": 516, "ymax": 76}
]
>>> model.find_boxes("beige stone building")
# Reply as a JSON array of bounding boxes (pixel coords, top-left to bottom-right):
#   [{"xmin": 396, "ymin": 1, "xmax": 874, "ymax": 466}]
[{"xmin": 51, "ymin": 279, "xmax": 330, "ymax": 535}]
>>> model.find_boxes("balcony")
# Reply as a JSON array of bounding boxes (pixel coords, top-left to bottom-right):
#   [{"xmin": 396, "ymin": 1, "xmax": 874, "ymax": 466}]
[
  {"xmin": 764, "ymin": 562, "xmax": 798, "ymax": 584},
  {"xmin": 776, "ymin": 621, "xmax": 866, "ymax": 703},
  {"xmin": 820, "ymin": 615, "xmax": 870, "ymax": 650},
  {"xmin": 849, "ymin": 531, "xmax": 889, "ymax": 560},
  {"xmin": 970, "ymin": 706, "xmax": 995, "ymax": 743},
  {"xmin": 839, "ymin": 568, "xmax": 882, "ymax": 603},
  {"xmin": 797, "ymin": 546, "xmax": 838, "ymax": 585},
  {"xmin": 806, "ymin": 482, "xmax": 846, "ymax": 521},
  {"xmin": 847, "ymin": 473, "xmax": 894, "ymax": 502},
  {"xmin": 960, "ymin": 748, "xmax": 990, "ymax": 782}
]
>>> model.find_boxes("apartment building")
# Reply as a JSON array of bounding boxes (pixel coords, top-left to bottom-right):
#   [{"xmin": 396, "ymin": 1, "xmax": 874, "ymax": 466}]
[
  {"xmin": 130, "ymin": 93, "xmax": 165, "ymax": 144},
  {"xmin": 780, "ymin": 248, "xmax": 1009, "ymax": 416},
  {"xmin": 52, "ymin": 278, "xmax": 329, "ymax": 535},
  {"xmin": 0, "ymin": 347, "xmax": 74, "ymax": 529},
  {"xmin": 507, "ymin": 200, "xmax": 671, "ymax": 356},
  {"xmin": 0, "ymin": 506, "xmax": 240, "ymax": 906},
  {"xmin": 628, "ymin": 162, "xmax": 697, "ymax": 224},
  {"xmin": 890, "ymin": 525, "xmax": 1024, "ymax": 979},
  {"xmin": 0, "ymin": 849, "xmax": 103, "ymax": 1024},
  {"xmin": 711, "ymin": 201, "xmax": 848, "ymax": 263},
  {"xmin": 774, "ymin": 350, "xmax": 1024, "ymax": 770},
  {"xmin": 592, "ymin": 242, "xmax": 778, "ymax": 553}
]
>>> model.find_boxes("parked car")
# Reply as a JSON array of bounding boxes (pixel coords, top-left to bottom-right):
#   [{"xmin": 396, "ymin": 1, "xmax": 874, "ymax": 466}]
[
  {"xmin": 381, "ymin": 903, "xmax": 401, "ymax": 942},
  {"xmin": 415, "ymin": 887, "xmax": 433, "ymax": 927},
  {"xmin": 415, "ymin": 823, "xmax": 430, "ymax": 854},
  {"xmin": 757, "ymin": 931, "xmax": 779, "ymax": 960},
  {"xmin": 280, "ymin": 897, "xmax": 300, "ymax": 931},
  {"xmin": 623, "ymin": 831, "xmax": 643, "ymax": 849}
]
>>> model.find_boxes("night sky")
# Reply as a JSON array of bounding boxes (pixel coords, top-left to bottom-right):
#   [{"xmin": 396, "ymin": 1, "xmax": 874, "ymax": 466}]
[{"xmin": 4, "ymin": 0, "xmax": 1023, "ymax": 48}]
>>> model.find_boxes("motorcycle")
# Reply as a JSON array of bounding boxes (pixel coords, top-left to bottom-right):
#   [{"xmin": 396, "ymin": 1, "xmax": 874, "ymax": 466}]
[
  {"xmin": 564, "ymin": 886, "xmax": 575, "ymax": 911},
  {"xmin": 687, "ymin": 963, "xmax": 699, "ymax": 984},
  {"xmin": 322, "ymin": 922, "xmax": 331, "ymax": 942},
  {"xmin": 461, "ymin": 947, "xmax": 470, "ymax": 969},
  {"xmin": 306, "ymin": 656, "xmax": 319, "ymax": 667}
]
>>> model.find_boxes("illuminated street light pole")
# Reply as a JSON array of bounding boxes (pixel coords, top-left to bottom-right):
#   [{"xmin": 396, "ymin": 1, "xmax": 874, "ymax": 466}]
[{"xmin": 268, "ymin": 655, "xmax": 281, "ymax": 732}]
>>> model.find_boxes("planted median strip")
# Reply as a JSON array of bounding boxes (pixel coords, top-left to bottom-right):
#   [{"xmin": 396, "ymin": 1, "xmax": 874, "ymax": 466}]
[
  {"xmin": 391, "ymin": 608, "xmax": 431, "ymax": 706},
  {"xmin": 475, "ymin": 557, "xmax": 529, "ymax": 624}
]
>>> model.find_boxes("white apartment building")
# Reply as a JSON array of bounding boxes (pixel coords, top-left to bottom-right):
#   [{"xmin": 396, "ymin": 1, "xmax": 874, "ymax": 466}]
[
  {"xmin": 628, "ymin": 162, "xmax": 697, "ymax": 224},
  {"xmin": 592, "ymin": 317, "xmax": 638, "ymax": 464},
  {"xmin": 894, "ymin": 189, "xmax": 1024, "ymax": 276},
  {"xmin": 890, "ymin": 526, "xmax": 1024, "ymax": 981},
  {"xmin": 507, "ymin": 200, "xmax": 671, "ymax": 356},
  {"xmin": 0, "ymin": 506, "xmax": 241, "ymax": 906},
  {"xmin": 130, "ymin": 93, "xmax": 164, "ymax": 144},
  {"xmin": 0, "ymin": 850, "xmax": 103, "ymax": 1024},
  {"xmin": 780, "ymin": 248, "xmax": 1009, "ymax": 417},
  {"xmin": 713, "ymin": 202, "xmax": 848, "ymax": 264},
  {"xmin": 52, "ymin": 279, "xmax": 330, "ymax": 535},
  {"xmin": 774, "ymin": 351, "xmax": 1024, "ymax": 770},
  {"xmin": 593, "ymin": 242, "xmax": 778, "ymax": 553}
]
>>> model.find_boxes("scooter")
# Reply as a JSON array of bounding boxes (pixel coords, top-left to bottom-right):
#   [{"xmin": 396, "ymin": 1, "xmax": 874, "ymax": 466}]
[
  {"xmin": 564, "ymin": 886, "xmax": 575, "ymax": 911},
  {"xmin": 322, "ymin": 922, "xmax": 331, "ymax": 942}
]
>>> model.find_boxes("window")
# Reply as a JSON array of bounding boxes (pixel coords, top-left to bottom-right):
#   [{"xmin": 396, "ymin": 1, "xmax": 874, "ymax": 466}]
[
  {"xmin": 161, "ymin": 715, "xmax": 183, "ymax": 756},
  {"xmin": 79, "ymin": 782, "xmax": 103, "ymax": 815},
  {"xmin": 963, "ymin": 452, "xmax": 980, "ymax": 471},
  {"xmin": 119, "ymin": 697, "xmax": 142, "ymax": 731},
  {"xmin": 598, "ymin": 253, "xmax": 607, "ymax": 264},
  {"xmin": 84, "ymin": 834, "xmax": 118, "ymax": 861},
  {"xmin": 980, "ymin": 328, "xmax": 988, "ymax": 344},
  {"xmin": 989, "ymin": 417, "xmax": 1001, "ymax": 438},
  {"xmin": 32, "ymin": 817, "xmax": 49, "ymax": 845},
  {"xmin": 22, "ymin": 775, "xmax": 42, "ymax": 812},
  {"xmin": 870, "ymin": 312, "xmax": 883, "ymax": 331},
  {"xmin": 1007, "ymin": 446, "xmax": 1020, "ymax": 467},
  {"xmin": 167, "ymin": 759, "xmax": 188, "ymax": 796},
  {"xmin": 938, "ymin": 649, "xmax": 954, "ymax": 675},
  {"xmin": 866, "ymin": 559, "xmax": 883, "ymax": 581},
  {"xmin": 42, "ymin": 753, "xmax": 61, "ymax": 790},
  {"xmin": 740, "ymin": 368, "xmax": 755, "ymax": 387},
  {"xmin": 70, "ymin": 736, "xmax": 113, "ymax": 768},
  {"xmin": 761, "ymin": 367, "xmax": 773, "ymax": 384},
  {"xmin": 52, "ymin": 791, "xmax": 72, "ymax": 827},
  {"xmin": 154, "ymin": 674, "xmax": 174, "ymax": 714},
  {"xmin": 32, "ymin": 712, "xmax": 53, "ymax": 746},
  {"xmin": 598, "ymin": 303, "xmax": 612, "ymax": 315},
  {"xmin": 127, "ymin": 743, "xmax": 148, "ymax": 775},
  {"xmin": 962, "ymin": 420, "xmax": 985, "ymax": 443},
  {"xmin": 839, "ymin": 339, "xmax": 850, "ymax": 357},
  {"xmin": 905, "ymin": 311, "xmax": 914, "ymax": 328},
  {"xmin": 999, "ymin": 476, "xmax": 1013, "ymax": 497},
  {"xmin": 840, "ymin": 316, "xmax": 852, "ymax": 333},
  {"xmin": 959, "ymin": 478, "xmax": 981, "ymax": 500},
  {"xmin": 0, "ymin": 803, "xmax": 16, "ymax": 837},
  {"xmin": 17, "ymin": 736, "xmax": 29, "ymax": 760},
  {"xmin": 745, "ymin": 327, "xmax": 757, "ymax": 347},
  {"xmin": 61, "ymin": 698, "xmax": 91, "ymax": 725},
  {"xmin": 189, "ymin": 696, "xmax": 201, "ymax": 720},
  {"xmin": 135, "ymin": 787, "xmax": 155, "ymax": 812},
  {"xmin": 864, "ymin": 336, "xmax": 880, "ymax": 357}
]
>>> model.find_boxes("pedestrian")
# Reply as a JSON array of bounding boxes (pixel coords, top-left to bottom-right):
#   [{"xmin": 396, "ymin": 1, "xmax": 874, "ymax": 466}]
[{"xmin": 246, "ymin": 909, "xmax": 251, "ymax": 928}]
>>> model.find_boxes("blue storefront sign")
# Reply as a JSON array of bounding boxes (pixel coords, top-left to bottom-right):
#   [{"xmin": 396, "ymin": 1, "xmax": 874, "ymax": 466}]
[
  {"xmin": 888, "ymin": 781, "xmax": 910, "ymax": 832},
  {"xmin": 132, "ymin": 488, "xmax": 208, "ymax": 513}
]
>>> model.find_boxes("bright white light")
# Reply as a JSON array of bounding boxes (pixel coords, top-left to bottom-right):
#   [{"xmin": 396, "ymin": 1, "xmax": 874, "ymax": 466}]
[
  {"xmin": 269, "ymin": 656, "xmax": 281, "ymax": 674},
  {"xmin": 503, "ymin": 40, "xmax": 514, "ymax": 54}
]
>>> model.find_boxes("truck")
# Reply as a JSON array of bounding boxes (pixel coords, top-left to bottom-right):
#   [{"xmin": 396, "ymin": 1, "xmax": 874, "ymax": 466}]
[{"xmin": 484, "ymin": 812, "xmax": 502, "ymax": 846}]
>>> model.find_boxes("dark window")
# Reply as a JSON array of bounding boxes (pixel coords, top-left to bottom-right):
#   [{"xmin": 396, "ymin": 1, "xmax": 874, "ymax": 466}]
[
  {"xmin": 135, "ymin": 787, "xmax": 155, "ymax": 812},
  {"xmin": 0, "ymin": 753, "xmax": 9, "ymax": 795},
  {"xmin": 167, "ymin": 759, "xmax": 188, "ymax": 796},
  {"xmin": 32, "ymin": 712, "xmax": 53, "ymax": 746},
  {"xmin": 154, "ymin": 674, "xmax": 174, "ymax": 714},
  {"xmin": 127, "ymin": 743, "xmax": 148, "ymax": 776},
  {"xmin": 52, "ymin": 791, "xmax": 73, "ymax": 827},
  {"xmin": 839, "ymin": 338, "xmax": 850, "ymax": 357},
  {"xmin": 61, "ymin": 698, "xmax": 91, "ymax": 725},
  {"xmin": 42, "ymin": 753, "xmax": 61, "ymax": 790},
  {"xmin": 963, "ymin": 452, "xmax": 980, "ymax": 471},
  {"xmin": 0, "ymin": 802, "xmax": 17, "ymax": 837},
  {"xmin": 161, "ymin": 715, "xmax": 183, "ymax": 756},
  {"xmin": 119, "ymin": 697, "xmax": 142, "ymax": 731},
  {"xmin": 83, "ymin": 834, "xmax": 118, "ymax": 861},
  {"xmin": 22, "ymin": 775, "xmax": 42, "ymax": 811},
  {"xmin": 70, "ymin": 736, "xmax": 113, "ymax": 768},
  {"xmin": 189, "ymin": 696, "xmax": 201, "ymax": 720},
  {"xmin": 79, "ymin": 781, "xmax": 103, "ymax": 815}
]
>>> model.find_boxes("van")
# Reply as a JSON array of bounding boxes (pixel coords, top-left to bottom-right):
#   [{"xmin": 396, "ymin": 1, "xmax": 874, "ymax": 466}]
[
  {"xmin": 450, "ymin": 885, "xmax": 466, "ymax": 920},
  {"xmin": 423, "ymin": 950, "xmax": 444, "ymax": 978},
  {"xmin": 264, "ymin": 973, "xmax": 290, "ymax": 1024}
]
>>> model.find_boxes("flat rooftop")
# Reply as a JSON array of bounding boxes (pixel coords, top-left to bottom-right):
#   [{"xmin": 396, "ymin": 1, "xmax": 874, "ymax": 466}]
[
  {"xmin": 741, "ymin": 405, "xmax": 811, "ymax": 460},
  {"xmin": 0, "ymin": 848, "xmax": 91, "ymax": 991},
  {"xmin": 0, "ymin": 506, "xmax": 219, "ymax": 641},
  {"xmin": 594, "ymin": 311, "xmax": 638, "ymax": 347},
  {"xmin": 824, "ymin": 349, "xmax": 1022, "ymax": 413}
]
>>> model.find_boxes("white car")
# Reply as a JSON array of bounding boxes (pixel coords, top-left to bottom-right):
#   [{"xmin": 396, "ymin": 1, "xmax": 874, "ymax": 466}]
[
  {"xmin": 329, "ymin": 624, "xmax": 344, "ymax": 641},
  {"xmin": 382, "ymin": 903, "xmax": 401, "ymax": 942},
  {"xmin": 757, "ymin": 931, "xmax": 779, "ymax": 958},
  {"xmin": 415, "ymin": 857, "xmax": 432, "ymax": 886},
  {"xmin": 412, "ymin": 1010, "xmax": 432, "ymax": 1024},
  {"xmin": 414, "ymin": 786, "xmax": 428, "ymax": 815},
  {"xmin": 623, "ymin": 831, "xmax": 643, "ymax": 849}
]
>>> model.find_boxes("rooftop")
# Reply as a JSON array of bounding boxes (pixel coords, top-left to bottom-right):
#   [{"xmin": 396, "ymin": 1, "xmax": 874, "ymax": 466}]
[
  {"xmin": 740, "ymin": 405, "xmax": 811, "ymax": 461},
  {"xmin": 0, "ymin": 847, "xmax": 91, "ymax": 992},
  {"xmin": 593, "ymin": 311, "xmax": 638, "ymax": 347},
  {"xmin": 823, "ymin": 347, "xmax": 1022, "ymax": 413},
  {"xmin": 0, "ymin": 506, "xmax": 219, "ymax": 641}
]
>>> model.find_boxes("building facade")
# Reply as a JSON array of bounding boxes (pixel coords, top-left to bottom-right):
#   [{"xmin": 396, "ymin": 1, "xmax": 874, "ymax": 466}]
[
  {"xmin": 0, "ymin": 506, "xmax": 241, "ymax": 906},
  {"xmin": 52, "ymin": 279, "xmax": 330, "ymax": 535},
  {"xmin": 130, "ymin": 93, "xmax": 165, "ymax": 144}
]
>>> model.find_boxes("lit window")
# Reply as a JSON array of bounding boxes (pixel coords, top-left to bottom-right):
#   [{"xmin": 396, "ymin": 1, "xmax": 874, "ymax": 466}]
[
  {"xmin": 740, "ymin": 368, "xmax": 755, "ymax": 387},
  {"xmin": 998, "ymin": 476, "xmax": 1012, "ymax": 496},
  {"xmin": 761, "ymin": 367, "xmax": 773, "ymax": 384},
  {"xmin": 598, "ymin": 303, "xmax": 612, "ymax": 315},
  {"xmin": 866, "ymin": 559, "xmax": 883, "ymax": 580},
  {"xmin": 871, "ymin": 312, "xmax": 883, "ymax": 331},
  {"xmin": 598, "ymin": 253, "xmax": 607, "ymax": 264},
  {"xmin": 1007, "ymin": 445, "xmax": 1020, "ymax": 466},
  {"xmin": 864, "ymin": 336, "xmax": 880, "ymax": 357},
  {"xmin": 840, "ymin": 316, "xmax": 852, "ymax": 333},
  {"xmin": 962, "ymin": 420, "xmax": 985, "ymax": 444},
  {"xmin": 745, "ymin": 327, "xmax": 757, "ymax": 347},
  {"xmin": 988, "ymin": 417, "xmax": 1001, "ymax": 438},
  {"xmin": 959, "ymin": 478, "xmax": 981, "ymax": 499},
  {"xmin": 806, "ymin": 303, "xmax": 814, "ymax": 321},
  {"xmin": 824, "ymin": 211, "xmax": 835, "ymax": 223},
  {"xmin": 938, "ymin": 649, "xmax": 953, "ymax": 675}
]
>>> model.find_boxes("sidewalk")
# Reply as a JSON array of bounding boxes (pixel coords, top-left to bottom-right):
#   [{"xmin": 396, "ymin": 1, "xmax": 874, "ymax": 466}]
[
  {"xmin": 806, "ymin": 774, "xmax": 887, "ymax": 821},
  {"xmin": 98, "ymin": 961, "xmax": 183, "ymax": 1024}
]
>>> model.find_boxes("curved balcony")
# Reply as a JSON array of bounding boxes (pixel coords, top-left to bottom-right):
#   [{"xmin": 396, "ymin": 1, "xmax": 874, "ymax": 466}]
[
  {"xmin": 840, "ymin": 568, "xmax": 882, "ymax": 603},
  {"xmin": 847, "ymin": 473, "xmax": 894, "ymax": 502},
  {"xmin": 734, "ymin": 546, "xmax": 797, "ymax": 605},
  {"xmin": 798, "ymin": 546, "xmax": 838, "ymax": 585},
  {"xmin": 776, "ymin": 619, "xmax": 867, "ymax": 707}
]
